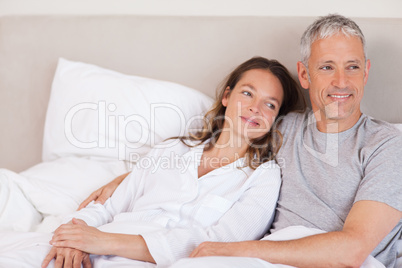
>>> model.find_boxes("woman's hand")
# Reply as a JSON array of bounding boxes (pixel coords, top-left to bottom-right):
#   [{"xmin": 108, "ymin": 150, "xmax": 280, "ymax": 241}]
[
  {"xmin": 51, "ymin": 219, "xmax": 156, "ymax": 263},
  {"xmin": 78, "ymin": 172, "xmax": 130, "ymax": 210},
  {"xmin": 41, "ymin": 245, "xmax": 91, "ymax": 268},
  {"xmin": 50, "ymin": 218, "xmax": 113, "ymax": 256}
]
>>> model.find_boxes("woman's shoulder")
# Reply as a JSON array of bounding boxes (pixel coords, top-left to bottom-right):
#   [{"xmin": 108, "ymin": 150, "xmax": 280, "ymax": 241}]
[
  {"xmin": 150, "ymin": 137, "xmax": 205, "ymax": 157},
  {"xmin": 246, "ymin": 160, "xmax": 281, "ymax": 187},
  {"xmin": 252, "ymin": 160, "xmax": 281, "ymax": 179},
  {"xmin": 150, "ymin": 138, "xmax": 188, "ymax": 153},
  {"xmin": 257, "ymin": 159, "xmax": 280, "ymax": 170}
]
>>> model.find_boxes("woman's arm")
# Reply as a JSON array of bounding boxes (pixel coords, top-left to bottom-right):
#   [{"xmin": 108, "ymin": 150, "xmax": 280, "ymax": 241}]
[
  {"xmin": 78, "ymin": 172, "xmax": 130, "ymax": 210},
  {"xmin": 50, "ymin": 218, "xmax": 155, "ymax": 263}
]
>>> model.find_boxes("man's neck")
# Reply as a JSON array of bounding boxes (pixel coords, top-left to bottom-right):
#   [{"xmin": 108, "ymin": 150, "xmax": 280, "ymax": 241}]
[{"xmin": 314, "ymin": 110, "xmax": 362, "ymax": 133}]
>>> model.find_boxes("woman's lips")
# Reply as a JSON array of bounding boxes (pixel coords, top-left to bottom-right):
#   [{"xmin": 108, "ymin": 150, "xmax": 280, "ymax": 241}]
[{"xmin": 240, "ymin": 116, "xmax": 260, "ymax": 126}]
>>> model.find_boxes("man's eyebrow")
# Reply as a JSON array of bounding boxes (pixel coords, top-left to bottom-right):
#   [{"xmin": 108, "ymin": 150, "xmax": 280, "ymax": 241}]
[
  {"xmin": 318, "ymin": 59, "xmax": 363, "ymax": 65},
  {"xmin": 347, "ymin": 59, "xmax": 363, "ymax": 65}
]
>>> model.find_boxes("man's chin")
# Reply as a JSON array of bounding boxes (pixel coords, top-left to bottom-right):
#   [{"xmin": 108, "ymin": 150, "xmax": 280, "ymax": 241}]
[{"xmin": 324, "ymin": 108, "xmax": 355, "ymax": 121}]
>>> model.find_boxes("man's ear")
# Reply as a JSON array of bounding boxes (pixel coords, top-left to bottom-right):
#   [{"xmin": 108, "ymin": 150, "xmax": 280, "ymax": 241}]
[
  {"xmin": 364, "ymin": 59, "xmax": 371, "ymax": 85},
  {"xmin": 297, "ymin": 61, "xmax": 310, "ymax": 89},
  {"xmin": 222, "ymin": 87, "xmax": 231, "ymax": 107}
]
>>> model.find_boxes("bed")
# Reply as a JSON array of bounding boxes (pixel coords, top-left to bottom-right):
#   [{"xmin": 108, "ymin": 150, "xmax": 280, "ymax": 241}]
[{"xmin": 0, "ymin": 15, "xmax": 401, "ymax": 266}]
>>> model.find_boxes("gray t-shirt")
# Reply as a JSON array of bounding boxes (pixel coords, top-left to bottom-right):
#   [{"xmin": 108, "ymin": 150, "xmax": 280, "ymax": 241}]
[{"xmin": 272, "ymin": 110, "xmax": 402, "ymax": 268}]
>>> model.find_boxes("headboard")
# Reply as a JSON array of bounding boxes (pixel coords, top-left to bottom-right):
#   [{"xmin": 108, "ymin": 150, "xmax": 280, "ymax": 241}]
[{"xmin": 1, "ymin": 15, "xmax": 401, "ymax": 171}]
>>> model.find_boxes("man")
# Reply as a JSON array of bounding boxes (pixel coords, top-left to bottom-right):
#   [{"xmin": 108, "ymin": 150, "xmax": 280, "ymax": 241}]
[{"xmin": 168, "ymin": 14, "xmax": 402, "ymax": 268}]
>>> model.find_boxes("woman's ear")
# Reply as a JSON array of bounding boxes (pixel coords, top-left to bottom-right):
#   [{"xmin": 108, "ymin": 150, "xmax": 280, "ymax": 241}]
[{"xmin": 222, "ymin": 87, "xmax": 231, "ymax": 107}]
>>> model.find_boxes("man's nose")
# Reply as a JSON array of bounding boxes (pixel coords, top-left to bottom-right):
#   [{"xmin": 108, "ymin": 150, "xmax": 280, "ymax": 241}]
[{"xmin": 332, "ymin": 69, "xmax": 348, "ymax": 89}]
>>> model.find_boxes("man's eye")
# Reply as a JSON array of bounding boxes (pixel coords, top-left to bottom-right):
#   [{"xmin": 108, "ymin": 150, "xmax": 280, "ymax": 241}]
[
  {"xmin": 242, "ymin": 91, "xmax": 252, "ymax": 96},
  {"xmin": 320, "ymin": 66, "xmax": 332, "ymax": 70},
  {"xmin": 348, "ymin": 65, "xmax": 360, "ymax": 70}
]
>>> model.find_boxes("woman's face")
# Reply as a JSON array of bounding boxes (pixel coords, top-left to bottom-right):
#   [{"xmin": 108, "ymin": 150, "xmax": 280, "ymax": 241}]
[{"xmin": 221, "ymin": 69, "xmax": 284, "ymax": 145}]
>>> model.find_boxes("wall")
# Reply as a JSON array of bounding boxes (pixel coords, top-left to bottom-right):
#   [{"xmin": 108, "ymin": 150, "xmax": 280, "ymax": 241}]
[{"xmin": 0, "ymin": 0, "xmax": 401, "ymax": 18}]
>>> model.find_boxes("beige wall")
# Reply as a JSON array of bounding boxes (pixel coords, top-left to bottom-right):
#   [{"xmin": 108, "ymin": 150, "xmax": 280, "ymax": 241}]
[{"xmin": 0, "ymin": 0, "xmax": 401, "ymax": 18}]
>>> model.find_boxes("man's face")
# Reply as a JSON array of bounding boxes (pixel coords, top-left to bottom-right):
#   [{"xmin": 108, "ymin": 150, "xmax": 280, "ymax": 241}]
[{"xmin": 297, "ymin": 34, "xmax": 370, "ymax": 132}]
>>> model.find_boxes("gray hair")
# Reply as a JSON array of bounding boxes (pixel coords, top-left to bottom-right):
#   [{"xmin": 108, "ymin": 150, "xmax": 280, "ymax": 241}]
[{"xmin": 300, "ymin": 14, "xmax": 367, "ymax": 67}]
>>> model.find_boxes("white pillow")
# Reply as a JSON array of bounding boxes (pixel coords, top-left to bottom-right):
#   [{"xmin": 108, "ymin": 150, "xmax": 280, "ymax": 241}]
[
  {"xmin": 394, "ymin": 124, "xmax": 402, "ymax": 132},
  {"xmin": 43, "ymin": 58, "xmax": 213, "ymax": 162},
  {"xmin": 19, "ymin": 157, "xmax": 129, "ymax": 218}
]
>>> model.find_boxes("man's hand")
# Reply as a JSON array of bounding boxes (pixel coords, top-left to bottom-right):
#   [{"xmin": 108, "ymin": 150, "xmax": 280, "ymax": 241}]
[
  {"xmin": 190, "ymin": 242, "xmax": 236, "ymax": 258},
  {"xmin": 78, "ymin": 172, "xmax": 129, "ymax": 210},
  {"xmin": 41, "ymin": 245, "xmax": 91, "ymax": 268}
]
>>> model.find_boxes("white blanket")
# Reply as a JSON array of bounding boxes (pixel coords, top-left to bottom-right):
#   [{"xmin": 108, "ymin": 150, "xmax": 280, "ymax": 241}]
[{"xmin": 0, "ymin": 157, "xmax": 129, "ymax": 233}]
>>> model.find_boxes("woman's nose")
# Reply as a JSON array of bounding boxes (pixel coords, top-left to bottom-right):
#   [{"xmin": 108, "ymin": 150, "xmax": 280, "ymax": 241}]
[{"xmin": 248, "ymin": 101, "xmax": 260, "ymax": 114}]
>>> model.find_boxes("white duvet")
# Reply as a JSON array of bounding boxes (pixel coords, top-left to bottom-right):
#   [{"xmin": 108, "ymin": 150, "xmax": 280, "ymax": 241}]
[{"xmin": 0, "ymin": 157, "xmax": 129, "ymax": 233}]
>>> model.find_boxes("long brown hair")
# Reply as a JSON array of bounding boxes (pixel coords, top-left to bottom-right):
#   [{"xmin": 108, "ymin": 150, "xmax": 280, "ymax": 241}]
[{"xmin": 178, "ymin": 56, "xmax": 305, "ymax": 169}]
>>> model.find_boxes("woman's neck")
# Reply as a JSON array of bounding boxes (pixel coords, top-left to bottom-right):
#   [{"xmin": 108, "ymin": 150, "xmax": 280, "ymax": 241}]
[
  {"xmin": 198, "ymin": 143, "xmax": 246, "ymax": 178},
  {"xmin": 207, "ymin": 133, "xmax": 249, "ymax": 163}
]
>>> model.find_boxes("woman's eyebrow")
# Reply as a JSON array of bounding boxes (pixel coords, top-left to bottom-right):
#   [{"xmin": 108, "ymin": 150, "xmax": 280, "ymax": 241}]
[
  {"xmin": 240, "ymin": 84, "xmax": 256, "ymax": 91},
  {"xmin": 268, "ymin": 96, "xmax": 280, "ymax": 104},
  {"xmin": 241, "ymin": 84, "xmax": 281, "ymax": 104}
]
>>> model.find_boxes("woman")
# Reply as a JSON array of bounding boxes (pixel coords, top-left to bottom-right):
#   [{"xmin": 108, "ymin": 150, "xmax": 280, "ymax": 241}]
[{"xmin": 0, "ymin": 57, "xmax": 305, "ymax": 268}]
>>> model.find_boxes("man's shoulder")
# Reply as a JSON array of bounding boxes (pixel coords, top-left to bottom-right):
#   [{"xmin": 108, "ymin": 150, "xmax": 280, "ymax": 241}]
[
  {"xmin": 356, "ymin": 115, "xmax": 402, "ymax": 158},
  {"xmin": 281, "ymin": 110, "xmax": 309, "ymax": 122},
  {"xmin": 276, "ymin": 111, "xmax": 309, "ymax": 131},
  {"xmin": 359, "ymin": 115, "xmax": 402, "ymax": 141}
]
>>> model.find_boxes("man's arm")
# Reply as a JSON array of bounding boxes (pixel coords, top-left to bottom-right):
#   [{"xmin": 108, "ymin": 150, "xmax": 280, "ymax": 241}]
[{"xmin": 191, "ymin": 200, "xmax": 401, "ymax": 268}]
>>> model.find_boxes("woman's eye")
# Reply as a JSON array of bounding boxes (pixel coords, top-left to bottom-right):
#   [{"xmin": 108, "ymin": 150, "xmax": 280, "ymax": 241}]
[
  {"xmin": 242, "ymin": 91, "xmax": 252, "ymax": 97},
  {"xmin": 266, "ymin": 103, "xmax": 275, "ymax": 110}
]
